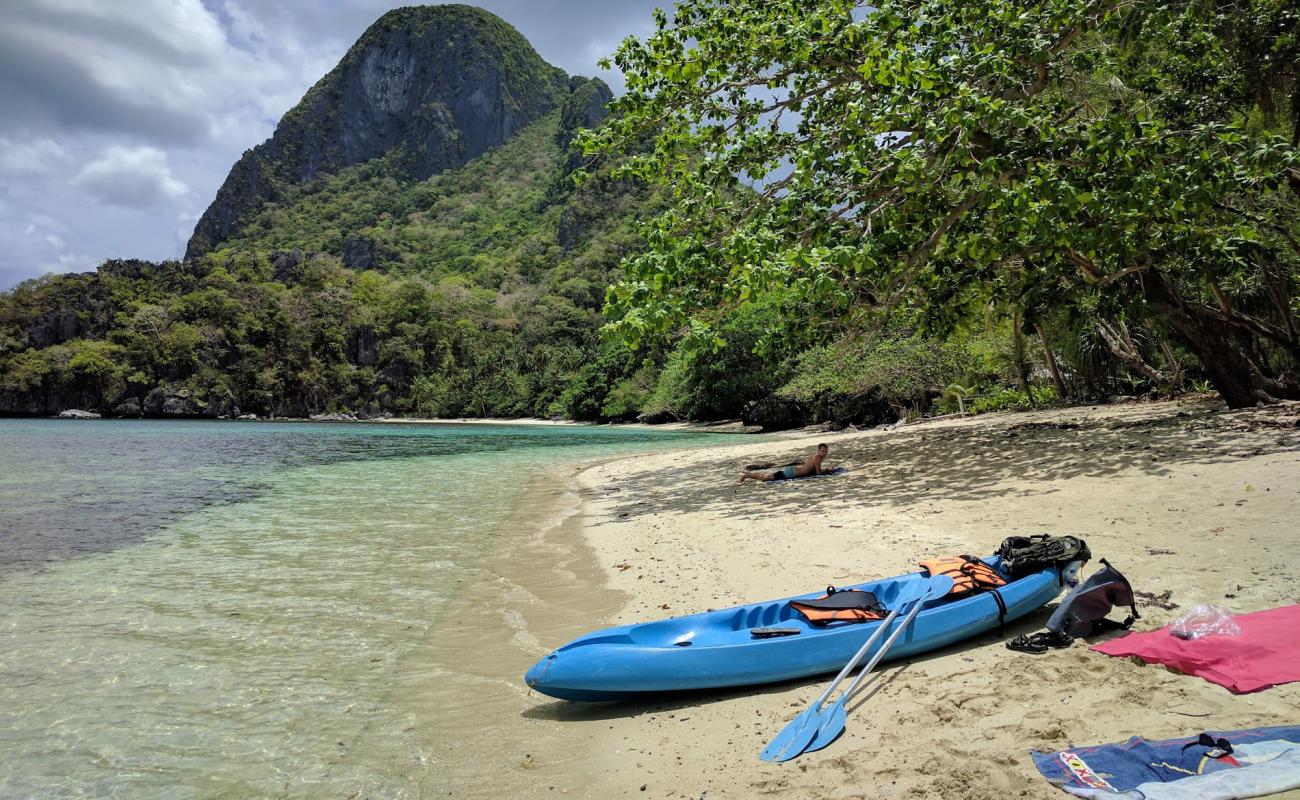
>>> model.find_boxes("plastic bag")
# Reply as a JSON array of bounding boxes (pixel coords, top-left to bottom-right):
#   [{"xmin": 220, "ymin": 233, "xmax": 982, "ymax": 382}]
[{"xmin": 1170, "ymin": 604, "xmax": 1242, "ymax": 640}]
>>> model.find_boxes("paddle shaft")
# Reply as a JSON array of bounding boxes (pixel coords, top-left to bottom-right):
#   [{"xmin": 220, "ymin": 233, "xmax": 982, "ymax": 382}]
[
  {"xmin": 833, "ymin": 588, "xmax": 928, "ymax": 705},
  {"xmin": 806, "ymin": 577, "xmax": 934, "ymax": 710},
  {"xmin": 807, "ymin": 605, "xmax": 902, "ymax": 711}
]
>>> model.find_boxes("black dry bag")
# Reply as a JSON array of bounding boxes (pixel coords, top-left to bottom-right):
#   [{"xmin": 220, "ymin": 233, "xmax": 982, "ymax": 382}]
[
  {"xmin": 996, "ymin": 534, "xmax": 1091, "ymax": 577},
  {"xmin": 1046, "ymin": 559, "xmax": 1140, "ymax": 638}
]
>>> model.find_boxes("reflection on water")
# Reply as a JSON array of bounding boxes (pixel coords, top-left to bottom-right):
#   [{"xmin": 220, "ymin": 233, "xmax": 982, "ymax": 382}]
[{"xmin": 0, "ymin": 420, "xmax": 724, "ymax": 798}]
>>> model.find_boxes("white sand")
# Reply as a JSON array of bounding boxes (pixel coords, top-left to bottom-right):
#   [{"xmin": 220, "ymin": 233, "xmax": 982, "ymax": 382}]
[{"xmin": 527, "ymin": 397, "xmax": 1300, "ymax": 799}]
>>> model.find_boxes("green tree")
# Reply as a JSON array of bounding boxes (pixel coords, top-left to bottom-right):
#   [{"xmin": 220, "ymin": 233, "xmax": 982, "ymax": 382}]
[{"xmin": 584, "ymin": 0, "xmax": 1300, "ymax": 407}]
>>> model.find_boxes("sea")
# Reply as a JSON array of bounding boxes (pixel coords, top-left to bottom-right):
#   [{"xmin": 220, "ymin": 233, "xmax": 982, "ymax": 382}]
[{"xmin": 0, "ymin": 418, "xmax": 727, "ymax": 798}]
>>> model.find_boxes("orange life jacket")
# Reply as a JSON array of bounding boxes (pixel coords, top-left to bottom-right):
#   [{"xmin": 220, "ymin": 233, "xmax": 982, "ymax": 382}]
[
  {"xmin": 789, "ymin": 587, "xmax": 887, "ymax": 625},
  {"xmin": 919, "ymin": 556, "xmax": 1007, "ymax": 597}
]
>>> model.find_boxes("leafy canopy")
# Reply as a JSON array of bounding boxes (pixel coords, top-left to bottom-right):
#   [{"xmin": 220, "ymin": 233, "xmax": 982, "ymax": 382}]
[{"xmin": 582, "ymin": 0, "xmax": 1300, "ymax": 395}]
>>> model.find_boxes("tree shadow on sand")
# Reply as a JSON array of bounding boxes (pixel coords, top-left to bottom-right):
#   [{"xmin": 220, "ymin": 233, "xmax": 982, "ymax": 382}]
[{"xmin": 596, "ymin": 402, "xmax": 1300, "ymax": 525}]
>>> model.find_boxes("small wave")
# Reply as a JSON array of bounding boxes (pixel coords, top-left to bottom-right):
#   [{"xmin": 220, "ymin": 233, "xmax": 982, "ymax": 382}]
[
  {"xmin": 534, "ymin": 491, "xmax": 582, "ymax": 536},
  {"xmin": 501, "ymin": 609, "xmax": 544, "ymax": 654}
]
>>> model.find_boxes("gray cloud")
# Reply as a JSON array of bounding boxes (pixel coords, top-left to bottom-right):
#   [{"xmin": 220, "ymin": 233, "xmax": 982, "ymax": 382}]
[
  {"xmin": 74, "ymin": 146, "xmax": 191, "ymax": 210},
  {"xmin": 0, "ymin": 0, "xmax": 230, "ymax": 142},
  {"xmin": 0, "ymin": 1, "xmax": 663, "ymax": 290}
]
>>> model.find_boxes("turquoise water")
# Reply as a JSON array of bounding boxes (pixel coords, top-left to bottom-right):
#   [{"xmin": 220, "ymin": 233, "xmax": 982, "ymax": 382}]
[{"xmin": 0, "ymin": 419, "xmax": 725, "ymax": 798}]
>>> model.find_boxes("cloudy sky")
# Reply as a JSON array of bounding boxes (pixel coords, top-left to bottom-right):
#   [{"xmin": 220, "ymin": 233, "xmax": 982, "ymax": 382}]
[{"xmin": 0, "ymin": 0, "xmax": 661, "ymax": 290}]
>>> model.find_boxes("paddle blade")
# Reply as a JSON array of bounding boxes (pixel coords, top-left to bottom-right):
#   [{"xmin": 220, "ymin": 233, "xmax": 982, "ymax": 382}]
[
  {"xmin": 800, "ymin": 703, "xmax": 846, "ymax": 754},
  {"xmin": 759, "ymin": 708, "xmax": 821, "ymax": 762},
  {"xmin": 924, "ymin": 574, "xmax": 954, "ymax": 599}
]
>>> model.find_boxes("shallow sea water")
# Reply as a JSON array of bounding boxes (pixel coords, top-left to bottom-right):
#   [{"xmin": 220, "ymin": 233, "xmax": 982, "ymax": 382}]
[{"xmin": 0, "ymin": 419, "xmax": 724, "ymax": 798}]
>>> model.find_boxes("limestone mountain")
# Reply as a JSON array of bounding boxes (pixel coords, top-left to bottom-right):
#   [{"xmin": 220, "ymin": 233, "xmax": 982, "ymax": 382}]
[
  {"xmin": 1, "ymin": 6, "xmax": 655, "ymax": 421},
  {"xmin": 187, "ymin": 4, "xmax": 575, "ymax": 258}
]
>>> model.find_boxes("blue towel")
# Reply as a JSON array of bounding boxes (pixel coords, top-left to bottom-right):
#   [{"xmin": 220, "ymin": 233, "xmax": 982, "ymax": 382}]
[{"xmin": 1032, "ymin": 724, "xmax": 1300, "ymax": 798}]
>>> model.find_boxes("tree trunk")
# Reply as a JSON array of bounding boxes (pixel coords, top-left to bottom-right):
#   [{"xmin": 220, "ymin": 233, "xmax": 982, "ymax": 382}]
[
  {"xmin": 1157, "ymin": 339, "xmax": 1184, "ymax": 390},
  {"xmin": 1096, "ymin": 320, "xmax": 1165, "ymax": 388},
  {"xmin": 1035, "ymin": 323, "xmax": 1068, "ymax": 399},
  {"xmin": 1142, "ymin": 269, "xmax": 1290, "ymax": 408},
  {"xmin": 1011, "ymin": 315, "xmax": 1032, "ymax": 396}
]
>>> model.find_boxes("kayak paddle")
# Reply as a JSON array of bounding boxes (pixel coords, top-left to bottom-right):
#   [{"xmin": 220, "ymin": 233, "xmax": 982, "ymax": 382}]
[
  {"xmin": 797, "ymin": 573, "xmax": 954, "ymax": 756},
  {"xmin": 758, "ymin": 577, "xmax": 931, "ymax": 763}
]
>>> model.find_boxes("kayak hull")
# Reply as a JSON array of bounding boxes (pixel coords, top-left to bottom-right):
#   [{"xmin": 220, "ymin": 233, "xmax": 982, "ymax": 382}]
[{"xmin": 525, "ymin": 557, "xmax": 1063, "ymax": 701}]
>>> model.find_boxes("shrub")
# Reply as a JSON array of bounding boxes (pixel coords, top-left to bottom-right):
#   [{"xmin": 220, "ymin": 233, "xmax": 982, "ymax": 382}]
[
  {"xmin": 780, "ymin": 329, "xmax": 978, "ymax": 415},
  {"xmin": 968, "ymin": 385, "xmax": 1059, "ymax": 415}
]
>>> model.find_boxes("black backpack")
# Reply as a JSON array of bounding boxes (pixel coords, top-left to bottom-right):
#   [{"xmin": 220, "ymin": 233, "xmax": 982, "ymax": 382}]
[{"xmin": 997, "ymin": 534, "xmax": 1091, "ymax": 577}]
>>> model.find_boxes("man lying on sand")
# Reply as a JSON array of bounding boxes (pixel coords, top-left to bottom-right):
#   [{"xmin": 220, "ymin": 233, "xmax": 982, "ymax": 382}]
[{"xmin": 737, "ymin": 443, "xmax": 830, "ymax": 483}]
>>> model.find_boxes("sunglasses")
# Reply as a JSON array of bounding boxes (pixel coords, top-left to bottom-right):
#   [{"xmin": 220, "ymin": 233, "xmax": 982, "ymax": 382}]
[{"xmin": 1181, "ymin": 733, "xmax": 1233, "ymax": 759}]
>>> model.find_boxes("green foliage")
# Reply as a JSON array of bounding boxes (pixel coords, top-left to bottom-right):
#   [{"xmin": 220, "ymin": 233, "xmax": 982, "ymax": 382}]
[
  {"xmin": 585, "ymin": 0, "xmax": 1300, "ymax": 407},
  {"xmin": 780, "ymin": 328, "xmax": 978, "ymax": 412},
  {"xmin": 0, "ymin": 109, "xmax": 658, "ymax": 419},
  {"xmin": 600, "ymin": 366, "xmax": 655, "ymax": 421},
  {"xmin": 969, "ymin": 386, "xmax": 1060, "ymax": 415},
  {"xmin": 640, "ymin": 300, "xmax": 798, "ymax": 419},
  {"xmin": 9, "ymin": 2, "xmax": 1299, "ymax": 419}
]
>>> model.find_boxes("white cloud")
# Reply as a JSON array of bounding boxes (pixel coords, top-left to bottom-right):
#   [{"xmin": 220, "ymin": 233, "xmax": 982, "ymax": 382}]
[
  {"xmin": 74, "ymin": 145, "xmax": 191, "ymax": 209},
  {"xmin": 0, "ymin": 137, "xmax": 71, "ymax": 174}
]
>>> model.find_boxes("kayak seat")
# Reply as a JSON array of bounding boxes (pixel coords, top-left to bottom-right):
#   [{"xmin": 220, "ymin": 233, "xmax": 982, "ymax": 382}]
[{"xmin": 729, "ymin": 602, "xmax": 798, "ymax": 631}]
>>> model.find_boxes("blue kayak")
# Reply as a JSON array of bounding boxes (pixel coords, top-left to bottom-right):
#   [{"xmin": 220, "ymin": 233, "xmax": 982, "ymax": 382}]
[{"xmin": 525, "ymin": 556, "xmax": 1065, "ymax": 701}]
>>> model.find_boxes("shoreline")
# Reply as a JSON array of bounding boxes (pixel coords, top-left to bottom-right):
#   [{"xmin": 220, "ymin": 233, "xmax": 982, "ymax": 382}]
[
  {"xmin": 27, "ymin": 411, "xmax": 768, "ymax": 434},
  {"xmin": 400, "ymin": 430, "xmax": 755, "ymax": 799},
  {"xmin": 549, "ymin": 397, "xmax": 1300, "ymax": 799}
]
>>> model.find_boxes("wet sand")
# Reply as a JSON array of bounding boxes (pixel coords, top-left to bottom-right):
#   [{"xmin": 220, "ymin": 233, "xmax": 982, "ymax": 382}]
[{"xmin": 522, "ymin": 397, "xmax": 1300, "ymax": 799}]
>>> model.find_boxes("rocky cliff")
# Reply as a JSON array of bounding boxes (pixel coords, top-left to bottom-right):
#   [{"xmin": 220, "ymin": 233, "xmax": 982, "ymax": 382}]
[
  {"xmin": 1, "ymin": 6, "xmax": 643, "ymax": 421},
  {"xmin": 186, "ymin": 4, "xmax": 571, "ymax": 258}
]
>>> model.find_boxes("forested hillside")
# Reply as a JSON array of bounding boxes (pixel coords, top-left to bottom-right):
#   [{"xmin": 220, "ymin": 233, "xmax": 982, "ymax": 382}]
[
  {"xmin": 0, "ymin": 7, "xmax": 660, "ymax": 421},
  {"xmin": 0, "ymin": 105, "xmax": 658, "ymax": 420}
]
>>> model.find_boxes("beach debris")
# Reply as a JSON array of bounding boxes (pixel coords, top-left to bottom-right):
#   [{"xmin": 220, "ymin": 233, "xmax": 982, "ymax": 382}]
[
  {"xmin": 1006, "ymin": 421, "xmax": 1080, "ymax": 432},
  {"xmin": 615, "ymin": 562, "xmax": 633, "ymax": 571},
  {"xmin": 1134, "ymin": 590, "xmax": 1178, "ymax": 610},
  {"xmin": 1146, "ymin": 548, "xmax": 1176, "ymax": 556}
]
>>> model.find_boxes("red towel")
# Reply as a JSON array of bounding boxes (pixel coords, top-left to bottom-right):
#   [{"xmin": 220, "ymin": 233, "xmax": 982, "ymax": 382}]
[{"xmin": 1092, "ymin": 604, "xmax": 1300, "ymax": 694}]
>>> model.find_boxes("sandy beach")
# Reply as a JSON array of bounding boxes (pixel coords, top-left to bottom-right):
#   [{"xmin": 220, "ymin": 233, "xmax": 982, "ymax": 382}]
[{"xmin": 524, "ymin": 397, "xmax": 1300, "ymax": 799}]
